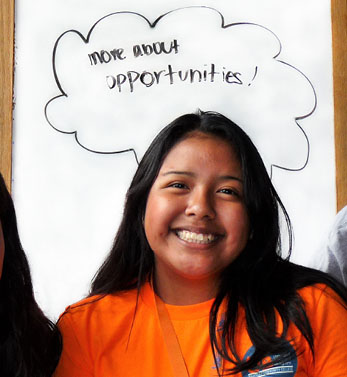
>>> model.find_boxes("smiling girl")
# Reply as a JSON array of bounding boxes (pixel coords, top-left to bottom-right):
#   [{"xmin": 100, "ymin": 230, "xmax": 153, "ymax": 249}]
[{"xmin": 54, "ymin": 111, "xmax": 347, "ymax": 376}]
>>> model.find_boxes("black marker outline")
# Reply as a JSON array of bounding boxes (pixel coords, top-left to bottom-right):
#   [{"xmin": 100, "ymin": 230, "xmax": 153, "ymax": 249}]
[{"xmin": 44, "ymin": 6, "xmax": 317, "ymax": 174}]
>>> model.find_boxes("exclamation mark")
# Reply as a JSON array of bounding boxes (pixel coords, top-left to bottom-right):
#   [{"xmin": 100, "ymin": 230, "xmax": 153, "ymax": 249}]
[{"xmin": 248, "ymin": 66, "xmax": 258, "ymax": 86}]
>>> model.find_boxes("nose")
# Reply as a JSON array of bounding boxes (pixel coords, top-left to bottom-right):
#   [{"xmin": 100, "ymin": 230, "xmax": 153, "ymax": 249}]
[{"xmin": 185, "ymin": 188, "xmax": 216, "ymax": 220}]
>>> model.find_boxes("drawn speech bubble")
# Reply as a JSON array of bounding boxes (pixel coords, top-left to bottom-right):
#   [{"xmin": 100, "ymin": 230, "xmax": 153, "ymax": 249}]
[{"xmin": 45, "ymin": 7, "xmax": 316, "ymax": 174}]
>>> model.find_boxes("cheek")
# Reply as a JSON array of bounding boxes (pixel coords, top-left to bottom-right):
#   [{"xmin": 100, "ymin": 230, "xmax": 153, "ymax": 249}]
[
  {"xmin": 223, "ymin": 207, "xmax": 250, "ymax": 240},
  {"xmin": 145, "ymin": 193, "xmax": 179, "ymax": 229},
  {"xmin": 144, "ymin": 194, "xmax": 169, "ymax": 245}
]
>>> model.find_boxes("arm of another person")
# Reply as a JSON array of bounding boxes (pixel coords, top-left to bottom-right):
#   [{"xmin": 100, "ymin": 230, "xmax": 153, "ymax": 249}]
[{"xmin": 317, "ymin": 206, "xmax": 347, "ymax": 286}]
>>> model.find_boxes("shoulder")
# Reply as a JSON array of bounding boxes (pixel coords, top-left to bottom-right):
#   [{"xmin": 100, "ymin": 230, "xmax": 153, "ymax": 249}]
[
  {"xmin": 296, "ymin": 286, "xmax": 347, "ymax": 374},
  {"xmin": 298, "ymin": 283, "xmax": 345, "ymax": 305},
  {"xmin": 297, "ymin": 284, "xmax": 346, "ymax": 323},
  {"xmin": 58, "ymin": 288, "xmax": 139, "ymax": 329},
  {"xmin": 298, "ymin": 283, "xmax": 340, "ymax": 299},
  {"xmin": 56, "ymin": 284, "xmax": 156, "ymax": 355}
]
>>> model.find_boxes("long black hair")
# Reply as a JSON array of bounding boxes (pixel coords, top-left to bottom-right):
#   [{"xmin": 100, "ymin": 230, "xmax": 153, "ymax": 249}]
[
  {"xmin": 0, "ymin": 173, "xmax": 62, "ymax": 377},
  {"xmin": 91, "ymin": 111, "xmax": 347, "ymax": 374}
]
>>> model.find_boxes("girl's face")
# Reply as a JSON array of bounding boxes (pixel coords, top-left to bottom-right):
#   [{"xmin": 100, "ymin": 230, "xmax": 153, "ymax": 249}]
[{"xmin": 144, "ymin": 133, "xmax": 250, "ymax": 292}]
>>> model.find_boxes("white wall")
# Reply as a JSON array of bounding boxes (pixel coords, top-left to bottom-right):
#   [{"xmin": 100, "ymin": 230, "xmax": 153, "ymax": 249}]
[{"xmin": 13, "ymin": 0, "xmax": 335, "ymax": 319}]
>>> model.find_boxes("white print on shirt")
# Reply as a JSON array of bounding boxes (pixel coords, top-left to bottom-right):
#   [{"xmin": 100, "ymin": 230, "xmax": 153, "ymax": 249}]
[
  {"xmin": 212, "ymin": 316, "xmax": 298, "ymax": 376},
  {"xmin": 242, "ymin": 343, "xmax": 298, "ymax": 376}
]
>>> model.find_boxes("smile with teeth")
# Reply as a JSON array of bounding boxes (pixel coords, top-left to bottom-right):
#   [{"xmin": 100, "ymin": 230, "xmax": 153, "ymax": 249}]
[{"xmin": 176, "ymin": 230, "xmax": 218, "ymax": 244}]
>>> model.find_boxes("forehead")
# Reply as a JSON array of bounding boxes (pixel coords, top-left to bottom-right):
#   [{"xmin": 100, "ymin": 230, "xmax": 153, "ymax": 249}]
[{"xmin": 160, "ymin": 132, "xmax": 241, "ymax": 171}]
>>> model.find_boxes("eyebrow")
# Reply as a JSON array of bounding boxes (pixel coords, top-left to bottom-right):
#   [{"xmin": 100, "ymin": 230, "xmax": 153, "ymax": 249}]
[
  {"xmin": 161, "ymin": 170, "xmax": 243, "ymax": 182},
  {"xmin": 162, "ymin": 170, "xmax": 194, "ymax": 177}
]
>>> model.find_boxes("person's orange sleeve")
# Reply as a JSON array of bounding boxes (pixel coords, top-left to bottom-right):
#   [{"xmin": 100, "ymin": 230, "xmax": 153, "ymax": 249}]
[
  {"xmin": 307, "ymin": 286, "xmax": 347, "ymax": 376},
  {"xmin": 54, "ymin": 312, "xmax": 93, "ymax": 377}
]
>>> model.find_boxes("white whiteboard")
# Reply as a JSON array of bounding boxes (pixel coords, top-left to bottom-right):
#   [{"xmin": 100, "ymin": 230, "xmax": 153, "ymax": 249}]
[{"xmin": 12, "ymin": 0, "xmax": 336, "ymax": 319}]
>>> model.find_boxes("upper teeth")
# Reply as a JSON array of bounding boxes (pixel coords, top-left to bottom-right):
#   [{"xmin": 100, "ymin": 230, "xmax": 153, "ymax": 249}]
[{"xmin": 177, "ymin": 230, "xmax": 216, "ymax": 244}]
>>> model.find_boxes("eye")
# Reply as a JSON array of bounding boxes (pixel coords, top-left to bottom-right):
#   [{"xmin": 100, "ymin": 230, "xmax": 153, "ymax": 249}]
[
  {"xmin": 168, "ymin": 182, "xmax": 188, "ymax": 189},
  {"xmin": 217, "ymin": 187, "xmax": 240, "ymax": 197}
]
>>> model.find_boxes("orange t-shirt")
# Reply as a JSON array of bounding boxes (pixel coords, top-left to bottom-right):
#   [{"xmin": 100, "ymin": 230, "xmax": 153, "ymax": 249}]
[{"xmin": 54, "ymin": 283, "xmax": 347, "ymax": 376}]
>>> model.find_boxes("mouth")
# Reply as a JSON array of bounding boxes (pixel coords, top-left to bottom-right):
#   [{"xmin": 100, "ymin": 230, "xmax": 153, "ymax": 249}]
[{"xmin": 175, "ymin": 230, "xmax": 220, "ymax": 244}]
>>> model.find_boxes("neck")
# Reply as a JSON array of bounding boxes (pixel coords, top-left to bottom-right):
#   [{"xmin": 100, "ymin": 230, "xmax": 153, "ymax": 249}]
[{"xmin": 154, "ymin": 268, "xmax": 218, "ymax": 306}]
